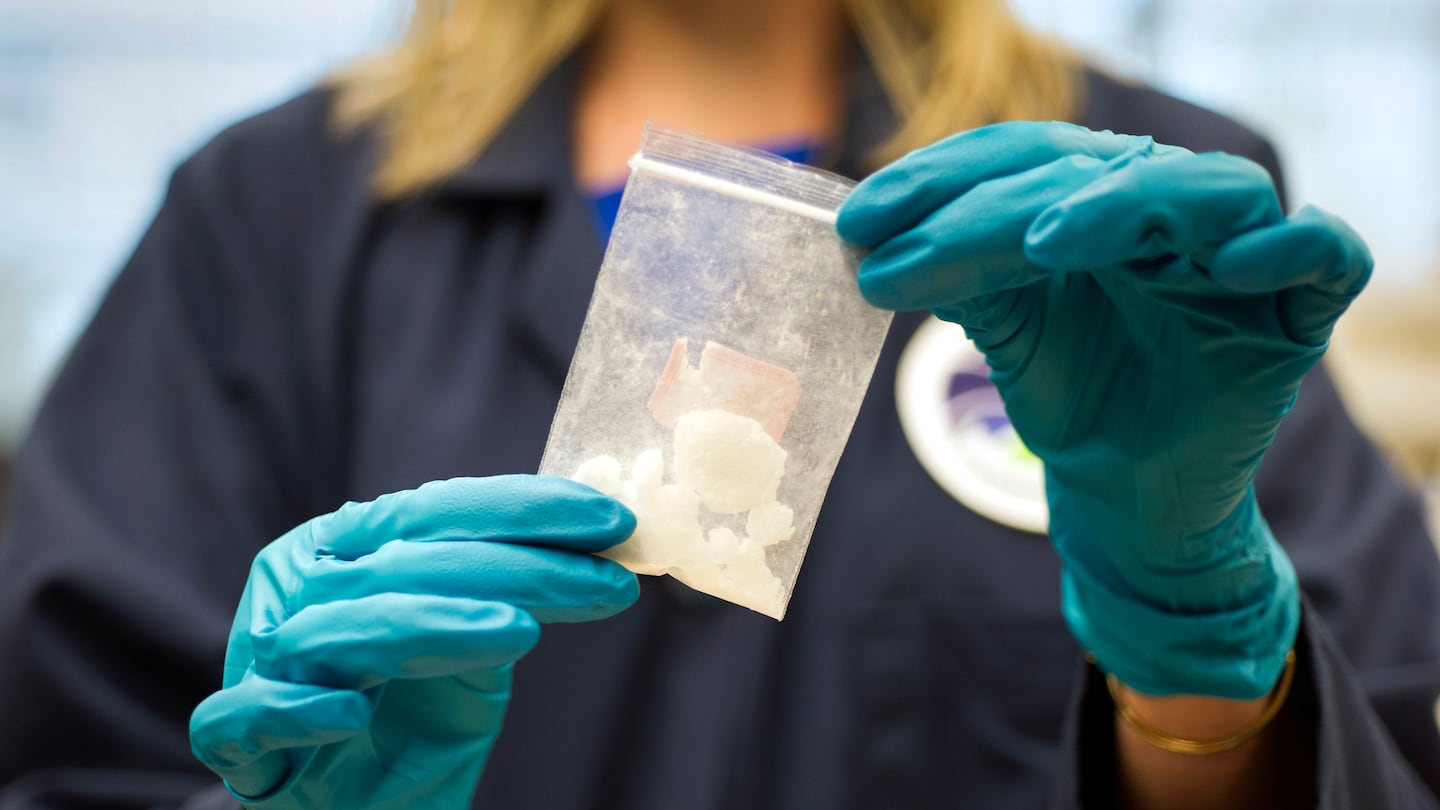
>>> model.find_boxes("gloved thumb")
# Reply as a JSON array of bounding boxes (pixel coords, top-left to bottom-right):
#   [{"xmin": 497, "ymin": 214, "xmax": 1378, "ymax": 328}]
[{"xmin": 190, "ymin": 676, "xmax": 371, "ymax": 799}]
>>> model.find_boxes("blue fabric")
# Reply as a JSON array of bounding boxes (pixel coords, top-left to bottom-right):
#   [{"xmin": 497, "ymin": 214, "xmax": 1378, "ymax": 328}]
[
  {"xmin": 587, "ymin": 143, "xmax": 817, "ymax": 245},
  {"xmin": 1, "ymin": 60, "xmax": 1438, "ymax": 809}
]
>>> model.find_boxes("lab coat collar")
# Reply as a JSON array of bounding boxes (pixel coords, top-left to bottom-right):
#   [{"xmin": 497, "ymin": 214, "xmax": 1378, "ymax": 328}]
[{"xmin": 432, "ymin": 56, "xmax": 583, "ymax": 198}]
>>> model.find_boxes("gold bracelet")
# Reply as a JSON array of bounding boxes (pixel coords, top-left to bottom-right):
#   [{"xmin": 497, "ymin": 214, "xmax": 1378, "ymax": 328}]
[{"xmin": 1105, "ymin": 650, "xmax": 1297, "ymax": 755}]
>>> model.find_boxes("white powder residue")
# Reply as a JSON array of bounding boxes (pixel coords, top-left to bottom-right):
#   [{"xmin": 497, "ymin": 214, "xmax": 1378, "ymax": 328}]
[
  {"xmin": 572, "ymin": 340, "xmax": 801, "ymax": 619},
  {"xmin": 574, "ymin": 419, "xmax": 790, "ymax": 616},
  {"xmin": 574, "ymin": 454, "xmax": 624, "ymax": 496},
  {"xmin": 745, "ymin": 501, "xmax": 795, "ymax": 547},
  {"xmin": 578, "ymin": 451, "xmax": 702, "ymax": 577},
  {"xmin": 672, "ymin": 409, "xmax": 786, "ymax": 514}
]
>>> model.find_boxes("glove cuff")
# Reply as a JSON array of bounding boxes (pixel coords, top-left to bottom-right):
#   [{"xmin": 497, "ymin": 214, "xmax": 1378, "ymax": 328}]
[{"xmin": 1059, "ymin": 514, "xmax": 1301, "ymax": 699}]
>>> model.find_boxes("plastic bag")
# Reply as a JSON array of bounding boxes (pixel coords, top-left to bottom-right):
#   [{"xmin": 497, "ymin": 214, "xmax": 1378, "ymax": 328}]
[{"xmin": 539, "ymin": 126, "xmax": 892, "ymax": 619}]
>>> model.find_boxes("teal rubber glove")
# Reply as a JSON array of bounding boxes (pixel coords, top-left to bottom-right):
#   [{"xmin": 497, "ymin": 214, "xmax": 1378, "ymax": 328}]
[
  {"xmin": 837, "ymin": 121, "xmax": 1371, "ymax": 699},
  {"xmin": 189, "ymin": 475, "xmax": 638, "ymax": 808}
]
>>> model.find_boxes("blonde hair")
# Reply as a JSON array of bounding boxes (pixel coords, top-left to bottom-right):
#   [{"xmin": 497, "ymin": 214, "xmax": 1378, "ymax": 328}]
[{"xmin": 333, "ymin": 0, "xmax": 1078, "ymax": 198}]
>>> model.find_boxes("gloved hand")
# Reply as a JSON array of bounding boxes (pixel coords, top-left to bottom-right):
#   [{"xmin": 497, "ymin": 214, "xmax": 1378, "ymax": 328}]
[
  {"xmin": 838, "ymin": 121, "xmax": 1371, "ymax": 699},
  {"xmin": 189, "ymin": 475, "xmax": 638, "ymax": 808}
]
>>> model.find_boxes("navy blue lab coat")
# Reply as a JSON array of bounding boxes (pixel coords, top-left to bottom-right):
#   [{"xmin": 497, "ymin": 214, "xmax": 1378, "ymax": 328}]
[{"xmin": 2, "ymin": 55, "xmax": 1440, "ymax": 809}]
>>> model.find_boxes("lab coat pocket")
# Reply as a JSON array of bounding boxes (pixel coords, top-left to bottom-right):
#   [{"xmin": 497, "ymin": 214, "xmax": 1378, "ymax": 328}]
[{"xmin": 848, "ymin": 601, "xmax": 1081, "ymax": 810}]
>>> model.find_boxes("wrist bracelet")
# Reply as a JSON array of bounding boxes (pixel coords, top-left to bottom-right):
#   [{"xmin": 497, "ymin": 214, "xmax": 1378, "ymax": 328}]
[{"xmin": 1104, "ymin": 650, "xmax": 1297, "ymax": 755}]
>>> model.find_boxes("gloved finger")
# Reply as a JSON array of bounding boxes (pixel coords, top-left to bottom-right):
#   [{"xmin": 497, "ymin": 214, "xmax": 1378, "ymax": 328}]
[
  {"xmin": 249, "ymin": 595, "xmax": 539, "ymax": 691},
  {"xmin": 1023, "ymin": 150, "xmax": 1283, "ymax": 271},
  {"xmin": 190, "ymin": 676, "xmax": 371, "ymax": 797},
  {"xmin": 293, "ymin": 541, "xmax": 640, "ymax": 624},
  {"xmin": 1209, "ymin": 205, "xmax": 1372, "ymax": 346},
  {"xmin": 373, "ymin": 665, "xmax": 516, "ymax": 742},
  {"xmin": 837, "ymin": 121, "xmax": 1148, "ymax": 248},
  {"xmin": 856, "ymin": 152, "xmax": 1112, "ymax": 311},
  {"xmin": 305, "ymin": 475, "xmax": 635, "ymax": 560}
]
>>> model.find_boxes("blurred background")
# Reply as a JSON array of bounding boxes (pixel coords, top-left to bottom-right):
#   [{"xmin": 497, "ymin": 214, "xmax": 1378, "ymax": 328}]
[{"xmin": 1, "ymin": 0, "xmax": 1437, "ymax": 529}]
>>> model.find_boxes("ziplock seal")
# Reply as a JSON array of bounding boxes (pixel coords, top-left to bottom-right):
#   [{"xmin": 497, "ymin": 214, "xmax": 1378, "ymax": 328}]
[{"xmin": 629, "ymin": 124, "xmax": 855, "ymax": 224}]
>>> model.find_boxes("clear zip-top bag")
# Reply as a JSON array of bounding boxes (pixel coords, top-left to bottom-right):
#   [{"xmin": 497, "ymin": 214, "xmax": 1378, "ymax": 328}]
[{"xmin": 539, "ymin": 126, "xmax": 893, "ymax": 619}]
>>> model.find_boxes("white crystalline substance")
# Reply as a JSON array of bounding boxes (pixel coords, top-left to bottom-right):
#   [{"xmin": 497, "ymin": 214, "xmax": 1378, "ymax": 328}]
[
  {"xmin": 580, "ymin": 451, "xmax": 703, "ymax": 576},
  {"xmin": 672, "ymin": 409, "xmax": 787, "ymax": 514},
  {"xmin": 711, "ymin": 528, "xmax": 779, "ymax": 592},
  {"xmin": 573, "ymin": 455, "xmax": 624, "ymax": 496},
  {"xmin": 746, "ymin": 501, "xmax": 795, "ymax": 547},
  {"xmin": 571, "ymin": 410, "xmax": 792, "ymax": 618},
  {"xmin": 631, "ymin": 447, "xmax": 664, "ymax": 490},
  {"xmin": 670, "ymin": 526, "xmax": 783, "ymax": 611}
]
